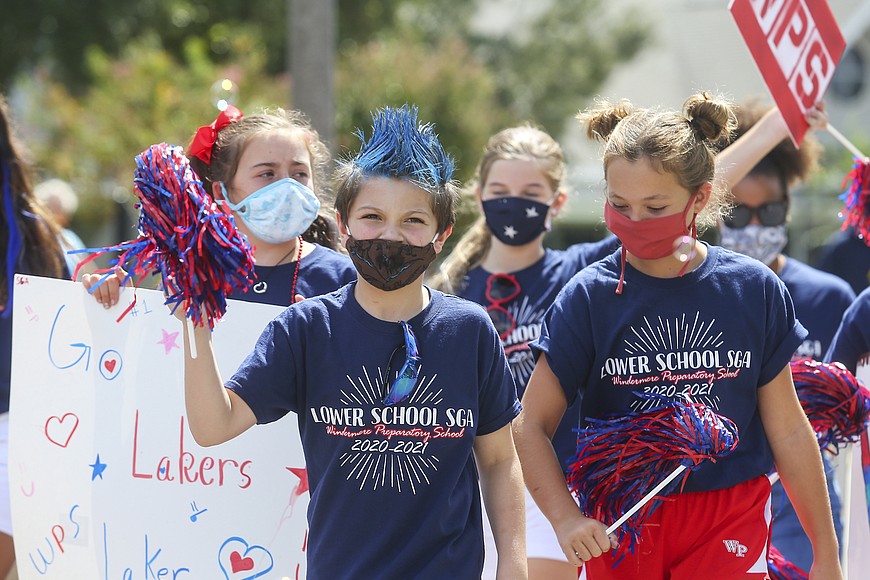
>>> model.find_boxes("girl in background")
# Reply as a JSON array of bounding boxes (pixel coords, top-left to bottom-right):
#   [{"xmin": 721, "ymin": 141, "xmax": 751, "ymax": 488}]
[
  {"xmin": 86, "ymin": 106, "xmax": 355, "ymax": 306},
  {"xmin": 430, "ymin": 124, "xmax": 616, "ymax": 579},
  {"xmin": 826, "ymin": 287, "xmax": 870, "ymax": 374},
  {"xmin": 720, "ymin": 99, "xmax": 853, "ymax": 571}
]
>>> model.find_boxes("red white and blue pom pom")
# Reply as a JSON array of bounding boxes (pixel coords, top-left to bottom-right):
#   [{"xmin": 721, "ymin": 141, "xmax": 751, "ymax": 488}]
[
  {"xmin": 767, "ymin": 544, "xmax": 808, "ymax": 580},
  {"xmin": 839, "ymin": 156, "xmax": 870, "ymax": 244},
  {"xmin": 790, "ymin": 358, "xmax": 870, "ymax": 452},
  {"xmin": 75, "ymin": 143, "xmax": 254, "ymax": 328},
  {"xmin": 566, "ymin": 394, "xmax": 739, "ymax": 558}
]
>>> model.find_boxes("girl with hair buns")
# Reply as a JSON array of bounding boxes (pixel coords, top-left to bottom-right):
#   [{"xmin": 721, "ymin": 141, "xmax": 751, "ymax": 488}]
[
  {"xmin": 721, "ymin": 98, "xmax": 854, "ymax": 572},
  {"xmin": 514, "ymin": 92, "xmax": 842, "ymax": 579},
  {"xmin": 430, "ymin": 124, "xmax": 616, "ymax": 579},
  {"xmin": 85, "ymin": 105, "xmax": 355, "ymax": 307}
]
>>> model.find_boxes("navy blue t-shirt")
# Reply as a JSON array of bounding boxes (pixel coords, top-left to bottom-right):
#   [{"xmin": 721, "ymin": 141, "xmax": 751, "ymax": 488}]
[
  {"xmin": 826, "ymin": 286, "xmax": 870, "ymax": 373},
  {"xmin": 227, "ymin": 283, "xmax": 520, "ymax": 579},
  {"xmin": 816, "ymin": 227, "xmax": 870, "ymax": 295},
  {"xmin": 227, "ymin": 243, "xmax": 356, "ymax": 306},
  {"xmin": 533, "ymin": 244, "xmax": 806, "ymax": 492},
  {"xmin": 460, "ymin": 236, "xmax": 618, "ymax": 469},
  {"xmin": 780, "ymin": 257, "xmax": 855, "ymax": 360}
]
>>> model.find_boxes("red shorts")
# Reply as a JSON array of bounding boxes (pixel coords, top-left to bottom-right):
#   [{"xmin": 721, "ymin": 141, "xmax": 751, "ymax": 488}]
[{"xmin": 579, "ymin": 476, "xmax": 772, "ymax": 580}]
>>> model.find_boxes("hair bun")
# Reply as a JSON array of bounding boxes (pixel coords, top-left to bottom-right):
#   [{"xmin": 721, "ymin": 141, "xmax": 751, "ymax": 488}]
[
  {"xmin": 578, "ymin": 99, "xmax": 634, "ymax": 142},
  {"xmin": 683, "ymin": 92, "xmax": 737, "ymax": 143}
]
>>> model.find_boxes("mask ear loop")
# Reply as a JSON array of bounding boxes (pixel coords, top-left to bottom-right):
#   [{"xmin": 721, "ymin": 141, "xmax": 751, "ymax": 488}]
[
  {"xmin": 217, "ymin": 182, "xmax": 240, "ymax": 212},
  {"xmin": 675, "ymin": 220, "xmax": 698, "ymax": 277},
  {"xmin": 676, "ymin": 196, "xmax": 700, "ymax": 278},
  {"xmin": 615, "ymin": 247, "xmax": 626, "ymax": 295},
  {"xmin": 544, "ymin": 191, "xmax": 561, "ymax": 232}
]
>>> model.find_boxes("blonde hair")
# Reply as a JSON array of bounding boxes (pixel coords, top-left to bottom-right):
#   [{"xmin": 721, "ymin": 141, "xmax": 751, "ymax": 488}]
[
  {"xmin": 430, "ymin": 124, "xmax": 564, "ymax": 292},
  {"xmin": 579, "ymin": 91, "xmax": 737, "ymax": 230}
]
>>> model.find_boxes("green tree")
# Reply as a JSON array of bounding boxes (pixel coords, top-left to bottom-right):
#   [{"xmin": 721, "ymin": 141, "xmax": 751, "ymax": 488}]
[
  {"xmin": 6, "ymin": 0, "xmax": 649, "ymax": 139},
  {"xmin": 1, "ymin": 0, "xmax": 286, "ymax": 93},
  {"xmin": 336, "ymin": 31, "xmax": 510, "ymax": 182},
  {"xmin": 17, "ymin": 30, "xmax": 286, "ymax": 246},
  {"xmin": 473, "ymin": 0, "xmax": 649, "ymax": 135},
  {"xmin": 11, "ymin": 0, "xmax": 652, "ymax": 250}
]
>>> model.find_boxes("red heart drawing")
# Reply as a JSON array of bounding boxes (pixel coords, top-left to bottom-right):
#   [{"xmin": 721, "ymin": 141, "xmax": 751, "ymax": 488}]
[
  {"xmin": 104, "ymin": 359, "xmax": 117, "ymax": 373},
  {"xmin": 230, "ymin": 551, "xmax": 255, "ymax": 573},
  {"xmin": 45, "ymin": 413, "xmax": 79, "ymax": 448}
]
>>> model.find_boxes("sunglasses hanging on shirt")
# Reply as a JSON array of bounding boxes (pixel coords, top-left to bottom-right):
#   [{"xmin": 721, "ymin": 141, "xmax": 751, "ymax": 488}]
[
  {"xmin": 485, "ymin": 273, "xmax": 520, "ymax": 340},
  {"xmin": 383, "ymin": 321, "xmax": 422, "ymax": 405}
]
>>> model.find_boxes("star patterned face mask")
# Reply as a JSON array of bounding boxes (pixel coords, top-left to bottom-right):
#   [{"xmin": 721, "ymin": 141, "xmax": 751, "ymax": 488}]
[{"xmin": 481, "ymin": 197, "xmax": 551, "ymax": 246}]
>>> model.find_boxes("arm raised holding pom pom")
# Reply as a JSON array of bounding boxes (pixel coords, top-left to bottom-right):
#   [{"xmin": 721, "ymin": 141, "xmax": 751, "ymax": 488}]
[{"xmin": 172, "ymin": 306, "xmax": 257, "ymax": 447}]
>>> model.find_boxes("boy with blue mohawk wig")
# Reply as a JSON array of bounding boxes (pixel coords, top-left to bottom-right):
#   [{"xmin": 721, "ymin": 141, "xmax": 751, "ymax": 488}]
[{"xmin": 180, "ymin": 104, "xmax": 527, "ymax": 579}]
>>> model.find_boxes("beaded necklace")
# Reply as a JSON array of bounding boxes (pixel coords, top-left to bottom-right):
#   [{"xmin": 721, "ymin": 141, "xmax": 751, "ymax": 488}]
[{"xmin": 252, "ymin": 236, "xmax": 303, "ymax": 301}]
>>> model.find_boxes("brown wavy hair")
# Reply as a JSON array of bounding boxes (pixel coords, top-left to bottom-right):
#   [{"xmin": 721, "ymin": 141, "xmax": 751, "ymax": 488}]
[{"xmin": 0, "ymin": 95, "xmax": 66, "ymax": 309}]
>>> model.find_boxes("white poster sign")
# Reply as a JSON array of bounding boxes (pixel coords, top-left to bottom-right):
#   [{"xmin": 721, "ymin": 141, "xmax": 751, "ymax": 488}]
[
  {"xmin": 9, "ymin": 275, "xmax": 308, "ymax": 579},
  {"xmin": 843, "ymin": 356, "xmax": 870, "ymax": 579}
]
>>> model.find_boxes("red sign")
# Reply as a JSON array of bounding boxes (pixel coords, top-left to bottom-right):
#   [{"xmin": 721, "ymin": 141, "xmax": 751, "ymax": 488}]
[{"xmin": 730, "ymin": 0, "xmax": 846, "ymax": 145}]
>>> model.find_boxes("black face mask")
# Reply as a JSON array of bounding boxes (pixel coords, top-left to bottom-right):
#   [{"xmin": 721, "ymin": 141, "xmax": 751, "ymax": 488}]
[
  {"xmin": 482, "ymin": 197, "xmax": 551, "ymax": 246},
  {"xmin": 345, "ymin": 236, "xmax": 437, "ymax": 292}
]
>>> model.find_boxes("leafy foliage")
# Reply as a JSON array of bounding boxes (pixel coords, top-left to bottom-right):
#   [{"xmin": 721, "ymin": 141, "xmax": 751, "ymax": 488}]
[
  {"xmin": 475, "ymin": 0, "xmax": 649, "ymax": 135},
  {"xmin": 0, "ymin": 0, "xmax": 287, "ymax": 93},
  {"xmin": 336, "ymin": 31, "xmax": 509, "ymax": 182},
  {"xmin": 16, "ymin": 31, "xmax": 286, "ymax": 244},
  {"xmin": 8, "ymin": 0, "xmax": 652, "ymax": 246}
]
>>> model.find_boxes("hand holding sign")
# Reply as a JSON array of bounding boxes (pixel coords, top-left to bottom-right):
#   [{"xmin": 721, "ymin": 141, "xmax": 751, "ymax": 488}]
[{"xmin": 729, "ymin": 0, "xmax": 846, "ymax": 146}]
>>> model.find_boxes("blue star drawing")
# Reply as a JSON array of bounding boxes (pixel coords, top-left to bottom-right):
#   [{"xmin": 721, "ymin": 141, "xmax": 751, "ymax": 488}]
[
  {"xmin": 525, "ymin": 206, "xmax": 539, "ymax": 218},
  {"xmin": 90, "ymin": 454, "xmax": 107, "ymax": 480}
]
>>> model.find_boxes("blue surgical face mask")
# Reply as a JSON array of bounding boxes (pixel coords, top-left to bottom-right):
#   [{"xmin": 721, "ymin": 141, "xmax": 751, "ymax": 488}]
[
  {"xmin": 719, "ymin": 223, "xmax": 788, "ymax": 266},
  {"xmin": 481, "ymin": 197, "xmax": 552, "ymax": 246},
  {"xmin": 222, "ymin": 178, "xmax": 320, "ymax": 244}
]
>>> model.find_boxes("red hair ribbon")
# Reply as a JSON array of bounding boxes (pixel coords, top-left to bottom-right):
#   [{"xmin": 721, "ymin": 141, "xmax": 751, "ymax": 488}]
[{"xmin": 188, "ymin": 105, "xmax": 244, "ymax": 163}]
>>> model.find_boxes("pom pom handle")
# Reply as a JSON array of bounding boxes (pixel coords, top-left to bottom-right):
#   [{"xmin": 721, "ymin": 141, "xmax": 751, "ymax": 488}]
[
  {"xmin": 828, "ymin": 124, "xmax": 867, "ymax": 160},
  {"xmin": 605, "ymin": 464, "xmax": 687, "ymax": 535}
]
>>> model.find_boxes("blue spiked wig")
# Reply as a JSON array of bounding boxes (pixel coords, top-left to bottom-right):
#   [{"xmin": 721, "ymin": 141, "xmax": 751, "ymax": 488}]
[{"xmin": 334, "ymin": 105, "xmax": 460, "ymax": 233}]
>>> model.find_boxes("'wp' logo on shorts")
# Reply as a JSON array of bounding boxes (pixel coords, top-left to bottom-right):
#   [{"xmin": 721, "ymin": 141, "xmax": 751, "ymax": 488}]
[{"xmin": 723, "ymin": 540, "xmax": 748, "ymax": 557}]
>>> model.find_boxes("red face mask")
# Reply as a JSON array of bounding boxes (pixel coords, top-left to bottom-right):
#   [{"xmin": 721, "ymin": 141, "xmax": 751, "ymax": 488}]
[
  {"xmin": 604, "ymin": 195, "xmax": 698, "ymax": 294},
  {"xmin": 604, "ymin": 195, "xmax": 696, "ymax": 260}
]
